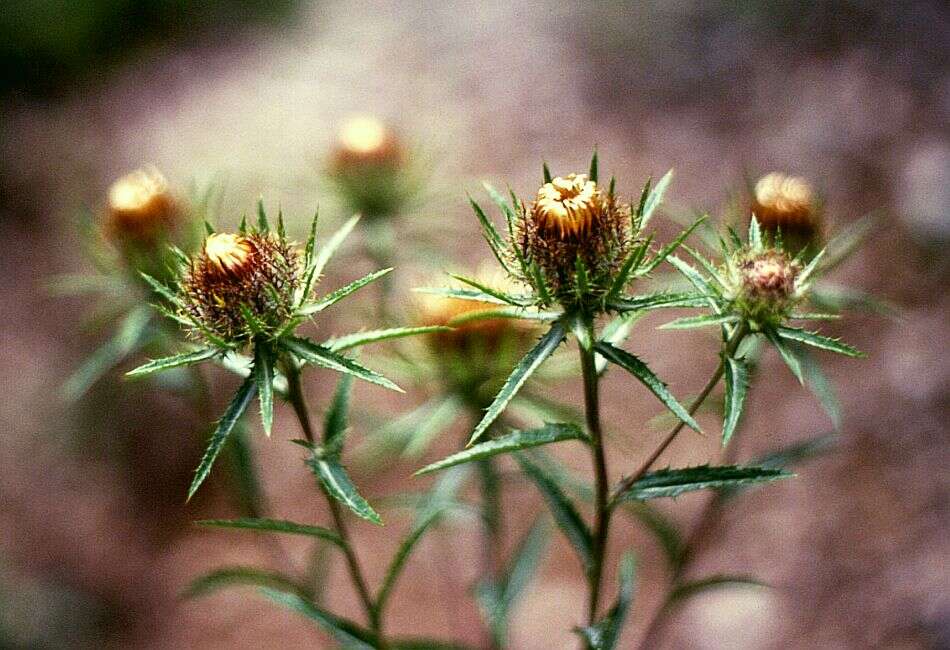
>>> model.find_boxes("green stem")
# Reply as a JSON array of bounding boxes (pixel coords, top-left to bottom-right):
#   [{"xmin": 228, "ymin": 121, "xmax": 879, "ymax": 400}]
[
  {"xmin": 579, "ymin": 318, "xmax": 610, "ymax": 629},
  {"xmin": 611, "ymin": 322, "xmax": 749, "ymax": 507},
  {"xmin": 285, "ymin": 362, "xmax": 384, "ymax": 645}
]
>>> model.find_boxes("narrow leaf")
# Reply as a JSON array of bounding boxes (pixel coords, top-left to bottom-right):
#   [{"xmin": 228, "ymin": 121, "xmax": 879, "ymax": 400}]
[
  {"xmin": 300, "ymin": 268, "xmax": 393, "ymax": 315},
  {"xmin": 589, "ymin": 148, "xmax": 598, "ymax": 183},
  {"xmin": 764, "ymin": 328, "xmax": 804, "ymax": 383},
  {"xmin": 667, "ymin": 575, "xmax": 766, "ymax": 606},
  {"xmin": 722, "ymin": 355, "xmax": 748, "ymax": 446},
  {"xmin": 377, "ymin": 508, "xmax": 444, "ymax": 614},
  {"xmin": 311, "ymin": 215, "xmax": 360, "ymax": 280},
  {"xmin": 285, "ymin": 336, "xmax": 402, "ymax": 392},
  {"xmin": 748, "ymin": 215, "xmax": 763, "ymax": 251},
  {"xmin": 260, "ymin": 588, "xmax": 377, "ymax": 650},
  {"xmin": 323, "ymin": 374, "xmax": 353, "ymax": 456},
  {"xmin": 615, "ymin": 465, "xmax": 793, "ymax": 502},
  {"xmin": 640, "ymin": 169, "xmax": 673, "ymax": 228},
  {"xmin": 126, "ymin": 347, "xmax": 217, "ymax": 378},
  {"xmin": 307, "ymin": 456, "xmax": 382, "ymax": 525},
  {"xmin": 184, "ymin": 567, "xmax": 302, "ymax": 599},
  {"xmin": 416, "ymin": 423, "xmax": 586, "ymax": 475},
  {"xmin": 256, "ymin": 197, "xmax": 269, "ymax": 232},
  {"xmin": 575, "ymin": 553, "xmax": 636, "ymax": 650},
  {"xmin": 448, "ymin": 273, "xmax": 531, "ymax": 306},
  {"xmin": 658, "ymin": 314, "xmax": 738, "ymax": 330},
  {"xmin": 325, "ymin": 326, "xmax": 451, "ymax": 352},
  {"xmin": 776, "ymin": 326, "xmax": 864, "ymax": 358},
  {"xmin": 638, "ymin": 216, "xmax": 705, "ymax": 276},
  {"xmin": 594, "ymin": 342, "xmax": 701, "ymax": 433},
  {"xmin": 188, "ymin": 377, "xmax": 257, "ymax": 501},
  {"xmin": 608, "ymin": 290, "xmax": 708, "ymax": 314},
  {"xmin": 516, "ymin": 455, "xmax": 593, "ymax": 572},
  {"xmin": 412, "ymin": 286, "xmax": 514, "ymax": 305},
  {"xmin": 468, "ymin": 322, "xmax": 566, "ymax": 445},
  {"xmin": 252, "ymin": 343, "xmax": 275, "ymax": 436},
  {"xmin": 542, "ymin": 162, "xmax": 553, "ymax": 184},
  {"xmin": 196, "ymin": 518, "xmax": 342, "ymax": 545}
]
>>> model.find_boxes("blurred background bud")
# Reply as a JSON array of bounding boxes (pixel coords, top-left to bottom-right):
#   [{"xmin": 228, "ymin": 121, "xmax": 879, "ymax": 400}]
[
  {"xmin": 750, "ymin": 172, "xmax": 821, "ymax": 254},
  {"xmin": 106, "ymin": 166, "xmax": 179, "ymax": 246}
]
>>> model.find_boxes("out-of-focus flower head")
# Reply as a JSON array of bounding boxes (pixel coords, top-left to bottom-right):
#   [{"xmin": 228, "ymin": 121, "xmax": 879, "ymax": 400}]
[
  {"xmin": 106, "ymin": 166, "xmax": 180, "ymax": 245},
  {"xmin": 750, "ymin": 172, "xmax": 821, "ymax": 254}
]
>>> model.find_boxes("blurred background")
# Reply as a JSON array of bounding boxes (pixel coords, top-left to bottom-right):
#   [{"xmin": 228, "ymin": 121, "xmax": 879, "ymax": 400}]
[{"xmin": 0, "ymin": 1, "xmax": 947, "ymax": 648}]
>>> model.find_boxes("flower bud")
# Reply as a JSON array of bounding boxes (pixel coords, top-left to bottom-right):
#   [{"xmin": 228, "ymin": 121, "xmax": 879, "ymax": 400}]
[
  {"xmin": 331, "ymin": 115, "xmax": 403, "ymax": 171},
  {"xmin": 106, "ymin": 166, "xmax": 179, "ymax": 243},
  {"xmin": 519, "ymin": 174, "xmax": 632, "ymax": 306},
  {"xmin": 725, "ymin": 248, "xmax": 802, "ymax": 325},
  {"xmin": 751, "ymin": 172, "xmax": 820, "ymax": 249},
  {"xmin": 181, "ymin": 231, "xmax": 301, "ymax": 344}
]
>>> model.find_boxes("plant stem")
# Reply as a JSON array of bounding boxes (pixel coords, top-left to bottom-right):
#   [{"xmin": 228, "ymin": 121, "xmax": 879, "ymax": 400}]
[
  {"xmin": 579, "ymin": 319, "xmax": 610, "ymax": 628},
  {"xmin": 611, "ymin": 322, "xmax": 749, "ymax": 506},
  {"xmin": 285, "ymin": 363, "xmax": 384, "ymax": 645}
]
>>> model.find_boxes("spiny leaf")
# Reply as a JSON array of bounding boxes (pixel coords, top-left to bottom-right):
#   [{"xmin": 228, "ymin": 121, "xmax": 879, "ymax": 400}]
[
  {"xmin": 666, "ymin": 256, "xmax": 722, "ymax": 308},
  {"xmin": 412, "ymin": 286, "xmax": 515, "ymax": 306},
  {"xmin": 447, "ymin": 273, "xmax": 531, "ymax": 306},
  {"xmin": 377, "ymin": 507, "xmax": 445, "ymax": 614},
  {"xmin": 640, "ymin": 169, "xmax": 673, "ymax": 229},
  {"xmin": 299, "ymin": 268, "xmax": 393, "ymax": 315},
  {"xmin": 589, "ymin": 148, "xmax": 598, "ymax": 183},
  {"xmin": 658, "ymin": 314, "xmax": 738, "ymax": 330},
  {"xmin": 126, "ymin": 347, "xmax": 217, "ymax": 378},
  {"xmin": 252, "ymin": 343, "xmax": 275, "ymax": 436},
  {"xmin": 722, "ymin": 355, "xmax": 749, "ymax": 446},
  {"xmin": 719, "ymin": 434, "xmax": 836, "ymax": 500},
  {"xmin": 468, "ymin": 322, "xmax": 567, "ymax": 445},
  {"xmin": 638, "ymin": 215, "xmax": 705, "ymax": 276},
  {"xmin": 594, "ymin": 342, "xmax": 701, "ymax": 434},
  {"xmin": 797, "ymin": 345, "xmax": 842, "ymax": 428},
  {"xmin": 184, "ymin": 567, "xmax": 302, "ymax": 599},
  {"xmin": 324, "ymin": 326, "xmax": 451, "ymax": 352},
  {"xmin": 416, "ymin": 423, "xmax": 586, "ymax": 475},
  {"xmin": 188, "ymin": 377, "xmax": 257, "ymax": 501},
  {"xmin": 775, "ymin": 326, "xmax": 864, "ymax": 358},
  {"xmin": 764, "ymin": 328, "xmax": 804, "ymax": 383},
  {"xmin": 139, "ymin": 271, "xmax": 182, "ymax": 306},
  {"xmin": 468, "ymin": 194, "xmax": 511, "ymax": 275},
  {"xmin": 614, "ymin": 464, "xmax": 793, "ymax": 502},
  {"xmin": 604, "ymin": 236, "xmax": 653, "ymax": 304},
  {"xmin": 595, "ymin": 311, "xmax": 647, "ymax": 375},
  {"xmin": 260, "ymin": 588, "xmax": 377, "ymax": 649},
  {"xmin": 607, "ymin": 291, "xmax": 707, "ymax": 314},
  {"xmin": 542, "ymin": 162, "xmax": 553, "ymax": 184},
  {"xmin": 284, "ymin": 336, "xmax": 402, "ymax": 392},
  {"xmin": 195, "ymin": 518, "xmax": 342, "ymax": 545},
  {"xmin": 256, "ymin": 196, "xmax": 269, "ymax": 232},
  {"xmin": 446, "ymin": 307, "xmax": 560, "ymax": 326},
  {"xmin": 794, "ymin": 245, "xmax": 827, "ymax": 292},
  {"xmin": 307, "ymin": 456, "xmax": 382, "ymax": 525},
  {"xmin": 748, "ymin": 215, "xmax": 763, "ymax": 251},
  {"xmin": 516, "ymin": 455, "xmax": 593, "ymax": 572}
]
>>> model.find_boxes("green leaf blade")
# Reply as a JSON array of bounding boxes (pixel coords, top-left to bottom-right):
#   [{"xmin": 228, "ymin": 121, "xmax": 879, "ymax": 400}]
[
  {"xmin": 195, "ymin": 518, "xmax": 342, "ymax": 545},
  {"xmin": 307, "ymin": 456, "xmax": 382, "ymax": 525},
  {"xmin": 285, "ymin": 336, "xmax": 402, "ymax": 392},
  {"xmin": 126, "ymin": 347, "xmax": 217, "ymax": 378},
  {"xmin": 722, "ymin": 356, "xmax": 749, "ymax": 446},
  {"xmin": 615, "ymin": 464, "xmax": 794, "ymax": 502}
]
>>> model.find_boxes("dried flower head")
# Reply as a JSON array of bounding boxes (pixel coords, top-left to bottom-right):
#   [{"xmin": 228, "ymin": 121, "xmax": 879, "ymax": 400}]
[
  {"xmin": 331, "ymin": 115, "xmax": 403, "ymax": 171},
  {"xmin": 181, "ymin": 230, "xmax": 301, "ymax": 344},
  {"xmin": 751, "ymin": 172, "xmax": 820, "ymax": 247},
  {"xmin": 724, "ymin": 247, "xmax": 802, "ymax": 325},
  {"xmin": 106, "ymin": 166, "xmax": 179, "ymax": 243},
  {"xmin": 517, "ymin": 173, "xmax": 633, "ymax": 307}
]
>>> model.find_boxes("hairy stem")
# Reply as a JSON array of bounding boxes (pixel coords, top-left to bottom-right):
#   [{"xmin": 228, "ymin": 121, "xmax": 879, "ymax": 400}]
[
  {"xmin": 580, "ymin": 318, "xmax": 610, "ymax": 630},
  {"xmin": 285, "ymin": 363, "xmax": 383, "ymax": 644},
  {"xmin": 612, "ymin": 322, "xmax": 749, "ymax": 506}
]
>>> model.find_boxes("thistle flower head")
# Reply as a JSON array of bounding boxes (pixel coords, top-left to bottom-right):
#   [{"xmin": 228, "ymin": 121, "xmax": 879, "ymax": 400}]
[
  {"xmin": 106, "ymin": 166, "xmax": 179, "ymax": 243},
  {"xmin": 518, "ymin": 173, "xmax": 633, "ymax": 308},
  {"xmin": 751, "ymin": 172, "xmax": 820, "ymax": 250},
  {"xmin": 180, "ymin": 229, "xmax": 301, "ymax": 345},
  {"xmin": 332, "ymin": 115, "xmax": 403, "ymax": 170},
  {"xmin": 723, "ymin": 246, "xmax": 802, "ymax": 326}
]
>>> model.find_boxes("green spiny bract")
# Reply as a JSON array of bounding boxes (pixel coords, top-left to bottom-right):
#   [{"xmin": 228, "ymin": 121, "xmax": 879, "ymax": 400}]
[{"xmin": 722, "ymin": 246, "xmax": 802, "ymax": 327}]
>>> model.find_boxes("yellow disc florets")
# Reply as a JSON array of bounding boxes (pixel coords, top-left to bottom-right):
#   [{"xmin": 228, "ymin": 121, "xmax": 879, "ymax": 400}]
[
  {"xmin": 518, "ymin": 174, "xmax": 632, "ymax": 307},
  {"xmin": 106, "ymin": 166, "xmax": 179, "ymax": 243},
  {"xmin": 181, "ymin": 231, "xmax": 301, "ymax": 344}
]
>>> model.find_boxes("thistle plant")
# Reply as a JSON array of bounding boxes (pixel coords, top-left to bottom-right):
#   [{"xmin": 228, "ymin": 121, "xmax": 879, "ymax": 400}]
[{"xmin": 416, "ymin": 153, "xmax": 867, "ymax": 648}]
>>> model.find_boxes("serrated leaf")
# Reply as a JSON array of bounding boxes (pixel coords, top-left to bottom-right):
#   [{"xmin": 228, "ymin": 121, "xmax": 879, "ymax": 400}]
[
  {"xmin": 299, "ymin": 268, "xmax": 393, "ymax": 315},
  {"xmin": 126, "ymin": 347, "xmax": 217, "ymax": 378},
  {"xmin": 658, "ymin": 314, "xmax": 738, "ymax": 330},
  {"xmin": 324, "ymin": 326, "xmax": 451, "ymax": 352},
  {"xmin": 595, "ymin": 311, "xmax": 646, "ymax": 374},
  {"xmin": 252, "ymin": 343, "xmax": 275, "ymax": 436},
  {"xmin": 575, "ymin": 553, "xmax": 636, "ymax": 650},
  {"xmin": 764, "ymin": 327, "xmax": 804, "ymax": 383},
  {"xmin": 284, "ymin": 336, "xmax": 401, "ymax": 392},
  {"xmin": 719, "ymin": 434, "xmax": 836, "ymax": 501},
  {"xmin": 516, "ymin": 454, "xmax": 593, "ymax": 572},
  {"xmin": 775, "ymin": 326, "xmax": 864, "ymax": 358},
  {"xmin": 188, "ymin": 377, "xmax": 257, "ymax": 501},
  {"xmin": 446, "ymin": 307, "xmax": 561, "ymax": 326},
  {"xmin": 184, "ymin": 566, "xmax": 302, "ymax": 599},
  {"xmin": 447, "ymin": 273, "xmax": 531, "ymax": 306},
  {"xmin": 260, "ymin": 588, "xmax": 377, "ymax": 649},
  {"xmin": 594, "ymin": 342, "xmax": 701, "ymax": 433},
  {"xmin": 722, "ymin": 355, "xmax": 748, "ymax": 446},
  {"xmin": 468, "ymin": 194, "xmax": 512, "ymax": 275},
  {"xmin": 468, "ymin": 322, "xmax": 566, "ymax": 445},
  {"xmin": 607, "ymin": 290, "xmax": 708, "ymax": 314},
  {"xmin": 323, "ymin": 374, "xmax": 353, "ymax": 456},
  {"xmin": 195, "ymin": 518, "xmax": 342, "ymax": 545},
  {"xmin": 637, "ymin": 215, "xmax": 705, "ymax": 276},
  {"xmin": 666, "ymin": 256, "xmax": 722, "ymax": 308},
  {"xmin": 614, "ymin": 465, "xmax": 793, "ymax": 502},
  {"xmin": 416, "ymin": 423, "xmax": 585, "ymax": 475},
  {"xmin": 139, "ymin": 271, "xmax": 182, "ymax": 306},
  {"xmin": 640, "ymin": 169, "xmax": 673, "ymax": 229},
  {"xmin": 603, "ymin": 236, "xmax": 653, "ymax": 304},
  {"xmin": 307, "ymin": 456, "xmax": 382, "ymax": 525},
  {"xmin": 412, "ymin": 286, "xmax": 514, "ymax": 306},
  {"xmin": 797, "ymin": 345, "xmax": 842, "ymax": 428}
]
